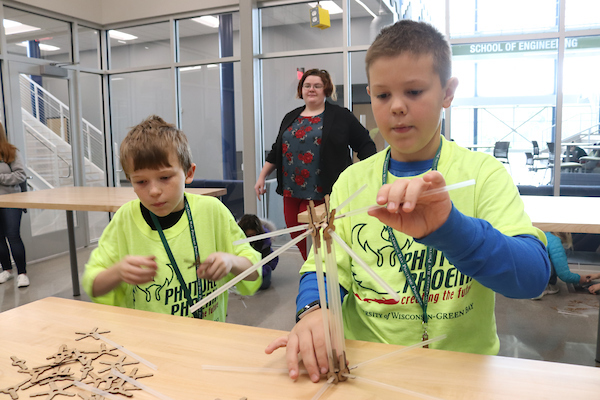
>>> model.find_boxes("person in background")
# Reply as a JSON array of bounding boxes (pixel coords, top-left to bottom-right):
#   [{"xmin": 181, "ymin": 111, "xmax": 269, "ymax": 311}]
[
  {"xmin": 533, "ymin": 232, "xmax": 600, "ymax": 299},
  {"xmin": 0, "ymin": 122, "xmax": 29, "ymax": 287},
  {"xmin": 255, "ymin": 69, "xmax": 376, "ymax": 260},
  {"xmin": 238, "ymin": 214, "xmax": 279, "ymax": 290}
]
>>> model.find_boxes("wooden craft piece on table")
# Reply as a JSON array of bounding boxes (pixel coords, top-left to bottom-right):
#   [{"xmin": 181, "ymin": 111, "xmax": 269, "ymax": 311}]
[
  {"xmin": 10, "ymin": 356, "xmax": 28, "ymax": 370},
  {"xmin": 0, "ymin": 380, "xmax": 30, "ymax": 400},
  {"xmin": 82, "ymin": 343, "xmax": 119, "ymax": 360},
  {"xmin": 30, "ymin": 382, "xmax": 75, "ymax": 399},
  {"xmin": 75, "ymin": 328, "xmax": 111, "ymax": 341},
  {"xmin": 98, "ymin": 355, "xmax": 139, "ymax": 374}
]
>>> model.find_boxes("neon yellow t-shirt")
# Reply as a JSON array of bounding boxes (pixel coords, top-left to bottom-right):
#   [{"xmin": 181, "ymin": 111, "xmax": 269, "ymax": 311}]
[
  {"xmin": 83, "ymin": 194, "xmax": 261, "ymax": 321},
  {"xmin": 300, "ymin": 137, "xmax": 545, "ymax": 354}
]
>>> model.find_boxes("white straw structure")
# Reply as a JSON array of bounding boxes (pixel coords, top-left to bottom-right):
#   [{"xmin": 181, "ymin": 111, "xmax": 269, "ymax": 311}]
[
  {"xmin": 190, "ymin": 229, "xmax": 312, "ymax": 314},
  {"xmin": 233, "ymin": 223, "xmax": 309, "ymax": 245}
]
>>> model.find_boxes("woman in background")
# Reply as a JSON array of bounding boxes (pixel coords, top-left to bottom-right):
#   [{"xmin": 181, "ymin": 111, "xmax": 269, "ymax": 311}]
[
  {"xmin": 0, "ymin": 122, "xmax": 28, "ymax": 287},
  {"xmin": 255, "ymin": 69, "xmax": 376, "ymax": 260}
]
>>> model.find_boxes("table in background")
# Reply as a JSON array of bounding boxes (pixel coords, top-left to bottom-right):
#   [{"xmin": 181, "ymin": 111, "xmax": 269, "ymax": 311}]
[
  {"xmin": 1, "ymin": 297, "xmax": 599, "ymax": 399},
  {"xmin": 0, "ymin": 187, "xmax": 226, "ymax": 296}
]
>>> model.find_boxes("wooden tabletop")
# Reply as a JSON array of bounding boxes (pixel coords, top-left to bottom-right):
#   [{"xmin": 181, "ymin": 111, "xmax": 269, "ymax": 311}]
[
  {"xmin": 1, "ymin": 297, "xmax": 599, "ymax": 400},
  {"xmin": 0, "ymin": 186, "xmax": 226, "ymax": 212},
  {"xmin": 299, "ymin": 195, "xmax": 600, "ymax": 234}
]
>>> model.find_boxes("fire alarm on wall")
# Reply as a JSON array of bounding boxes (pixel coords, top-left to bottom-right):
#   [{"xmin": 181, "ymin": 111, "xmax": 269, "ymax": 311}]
[{"xmin": 309, "ymin": 5, "xmax": 330, "ymax": 30}]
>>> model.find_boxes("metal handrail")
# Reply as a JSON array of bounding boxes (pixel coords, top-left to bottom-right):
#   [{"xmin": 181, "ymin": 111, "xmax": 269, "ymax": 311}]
[{"xmin": 23, "ymin": 120, "xmax": 72, "ymax": 179}]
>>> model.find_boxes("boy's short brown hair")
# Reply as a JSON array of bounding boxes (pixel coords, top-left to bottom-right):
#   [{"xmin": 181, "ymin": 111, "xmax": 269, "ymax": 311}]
[
  {"xmin": 120, "ymin": 115, "xmax": 193, "ymax": 180},
  {"xmin": 366, "ymin": 20, "xmax": 452, "ymax": 86},
  {"xmin": 296, "ymin": 69, "xmax": 337, "ymax": 101}
]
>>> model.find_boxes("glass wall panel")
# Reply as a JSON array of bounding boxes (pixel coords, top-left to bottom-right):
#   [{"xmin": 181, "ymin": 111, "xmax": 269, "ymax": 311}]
[
  {"xmin": 560, "ymin": 35, "xmax": 600, "ymax": 190},
  {"xmin": 566, "ymin": 0, "xmax": 600, "ymax": 31},
  {"xmin": 349, "ymin": 51, "xmax": 385, "ymax": 152},
  {"xmin": 449, "ymin": 0, "xmax": 558, "ymax": 38},
  {"xmin": 179, "ymin": 62, "xmax": 242, "ymax": 180},
  {"xmin": 109, "ymin": 69, "xmax": 175, "ymax": 185},
  {"xmin": 78, "ymin": 26, "xmax": 101, "ymax": 69},
  {"xmin": 109, "ymin": 22, "xmax": 171, "ymax": 69},
  {"xmin": 178, "ymin": 12, "xmax": 240, "ymax": 62},
  {"xmin": 349, "ymin": 0, "xmax": 394, "ymax": 46},
  {"xmin": 262, "ymin": 53, "xmax": 343, "ymax": 228},
  {"xmin": 80, "ymin": 72, "xmax": 108, "ymax": 241},
  {"xmin": 261, "ymin": 1, "xmax": 343, "ymax": 53},
  {"xmin": 451, "ymin": 40, "xmax": 558, "ymax": 185},
  {"xmin": 3, "ymin": 6, "xmax": 72, "ymax": 63}
]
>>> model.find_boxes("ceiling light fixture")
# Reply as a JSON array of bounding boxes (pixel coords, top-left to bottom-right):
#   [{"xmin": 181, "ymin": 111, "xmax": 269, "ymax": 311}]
[
  {"xmin": 192, "ymin": 16, "xmax": 220, "ymax": 28},
  {"xmin": 355, "ymin": 0, "xmax": 377, "ymax": 18},
  {"xmin": 3, "ymin": 19, "xmax": 41, "ymax": 35},
  {"xmin": 308, "ymin": 1, "xmax": 343, "ymax": 14},
  {"xmin": 17, "ymin": 42, "xmax": 60, "ymax": 51},
  {"xmin": 108, "ymin": 30, "xmax": 138, "ymax": 41}
]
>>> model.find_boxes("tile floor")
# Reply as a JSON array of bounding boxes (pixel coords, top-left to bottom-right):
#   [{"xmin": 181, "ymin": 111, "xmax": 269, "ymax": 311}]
[{"xmin": 1, "ymin": 244, "xmax": 599, "ymax": 369}]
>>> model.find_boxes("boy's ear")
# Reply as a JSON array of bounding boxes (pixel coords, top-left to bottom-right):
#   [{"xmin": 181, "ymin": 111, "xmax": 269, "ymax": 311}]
[
  {"xmin": 366, "ymin": 86, "xmax": 371, "ymax": 97},
  {"xmin": 442, "ymin": 77, "xmax": 459, "ymax": 109},
  {"xmin": 185, "ymin": 163, "xmax": 196, "ymax": 184}
]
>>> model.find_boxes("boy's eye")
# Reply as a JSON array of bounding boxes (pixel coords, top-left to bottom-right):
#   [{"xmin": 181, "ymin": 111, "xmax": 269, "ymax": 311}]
[
  {"xmin": 135, "ymin": 180, "xmax": 146, "ymax": 185},
  {"xmin": 407, "ymin": 90, "xmax": 422, "ymax": 96},
  {"xmin": 375, "ymin": 93, "xmax": 389, "ymax": 100}
]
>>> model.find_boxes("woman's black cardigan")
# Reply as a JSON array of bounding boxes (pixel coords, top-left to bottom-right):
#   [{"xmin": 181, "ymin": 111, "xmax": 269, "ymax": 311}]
[{"xmin": 266, "ymin": 101, "xmax": 377, "ymax": 196}]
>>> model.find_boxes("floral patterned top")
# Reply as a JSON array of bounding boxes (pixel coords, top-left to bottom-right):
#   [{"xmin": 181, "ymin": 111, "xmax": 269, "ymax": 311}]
[{"xmin": 281, "ymin": 112, "xmax": 324, "ymax": 200}]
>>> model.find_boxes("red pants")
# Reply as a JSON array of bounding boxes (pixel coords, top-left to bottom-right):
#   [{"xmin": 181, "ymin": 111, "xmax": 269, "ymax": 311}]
[{"xmin": 283, "ymin": 196, "xmax": 325, "ymax": 260}]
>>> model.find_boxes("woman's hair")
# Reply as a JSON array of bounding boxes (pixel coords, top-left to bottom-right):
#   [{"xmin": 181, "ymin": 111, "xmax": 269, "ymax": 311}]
[
  {"xmin": 0, "ymin": 122, "xmax": 17, "ymax": 164},
  {"xmin": 552, "ymin": 232, "xmax": 573, "ymax": 250},
  {"xmin": 296, "ymin": 69, "xmax": 337, "ymax": 101},
  {"xmin": 120, "ymin": 115, "xmax": 193, "ymax": 180},
  {"xmin": 238, "ymin": 214, "xmax": 265, "ymax": 235}
]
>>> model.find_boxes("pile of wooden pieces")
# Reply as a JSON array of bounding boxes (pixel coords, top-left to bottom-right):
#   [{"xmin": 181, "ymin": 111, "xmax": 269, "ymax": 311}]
[{"xmin": 0, "ymin": 328, "xmax": 153, "ymax": 400}]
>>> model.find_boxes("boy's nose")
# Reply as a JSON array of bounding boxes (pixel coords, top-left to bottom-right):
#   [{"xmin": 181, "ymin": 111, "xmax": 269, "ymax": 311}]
[
  {"xmin": 149, "ymin": 183, "xmax": 162, "ymax": 196},
  {"xmin": 390, "ymin": 97, "xmax": 407, "ymax": 115}
]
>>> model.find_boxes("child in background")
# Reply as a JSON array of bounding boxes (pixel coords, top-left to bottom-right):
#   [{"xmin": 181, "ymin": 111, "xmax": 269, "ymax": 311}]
[
  {"xmin": 83, "ymin": 115, "xmax": 261, "ymax": 320},
  {"xmin": 266, "ymin": 19, "xmax": 550, "ymax": 383},
  {"xmin": 238, "ymin": 214, "xmax": 279, "ymax": 290},
  {"xmin": 534, "ymin": 232, "xmax": 600, "ymax": 299}
]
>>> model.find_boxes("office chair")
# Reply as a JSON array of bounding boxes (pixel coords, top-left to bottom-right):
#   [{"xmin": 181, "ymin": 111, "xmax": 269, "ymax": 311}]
[{"xmin": 493, "ymin": 142, "xmax": 511, "ymax": 173}]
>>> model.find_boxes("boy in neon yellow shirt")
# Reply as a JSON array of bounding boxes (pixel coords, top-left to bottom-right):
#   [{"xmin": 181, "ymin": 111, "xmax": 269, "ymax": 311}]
[
  {"xmin": 266, "ymin": 20, "xmax": 550, "ymax": 383},
  {"xmin": 83, "ymin": 115, "xmax": 261, "ymax": 320}
]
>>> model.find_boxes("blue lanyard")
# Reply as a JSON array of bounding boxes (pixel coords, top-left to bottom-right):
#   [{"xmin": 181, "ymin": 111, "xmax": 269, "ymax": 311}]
[{"xmin": 382, "ymin": 139, "xmax": 442, "ymax": 339}]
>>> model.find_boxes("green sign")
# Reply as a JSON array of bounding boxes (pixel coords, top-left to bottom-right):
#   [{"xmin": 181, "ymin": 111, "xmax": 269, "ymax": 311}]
[{"xmin": 452, "ymin": 36, "xmax": 600, "ymax": 56}]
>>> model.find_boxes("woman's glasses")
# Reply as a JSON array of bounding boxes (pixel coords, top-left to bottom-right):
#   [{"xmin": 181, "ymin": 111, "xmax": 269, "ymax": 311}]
[{"xmin": 303, "ymin": 84, "xmax": 324, "ymax": 90}]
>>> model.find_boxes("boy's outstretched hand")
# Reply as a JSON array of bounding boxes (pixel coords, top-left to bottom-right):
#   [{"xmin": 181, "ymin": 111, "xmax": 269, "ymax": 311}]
[
  {"xmin": 265, "ymin": 309, "xmax": 328, "ymax": 383},
  {"xmin": 368, "ymin": 171, "xmax": 452, "ymax": 239}
]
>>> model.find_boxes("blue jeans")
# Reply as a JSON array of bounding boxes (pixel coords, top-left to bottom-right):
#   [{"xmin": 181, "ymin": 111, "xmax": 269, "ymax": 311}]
[{"xmin": 0, "ymin": 207, "xmax": 26, "ymax": 274}]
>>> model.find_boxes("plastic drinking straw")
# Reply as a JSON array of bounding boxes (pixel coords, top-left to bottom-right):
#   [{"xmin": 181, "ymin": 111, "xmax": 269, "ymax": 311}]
[
  {"xmin": 313, "ymin": 247, "xmax": 335, "ymax": 373},
  {"xmin": 335, "ymin": 179, "xmax": 476, "ymax": 220},
  {"xmin": 350, "ymin": 335, "xmax": 446, "ymax": 370},
  {"xmin": 96, "ymin": 333, "xmax": 157, "ymax": 370},
  {"xmin": 233, "ymin": 223, "xmax": 309, "ymax": 245},
  {"xmin": 111, "ymin": 369, "xmax": 175, "ymax": 400},
  {"xmin": 310, "ymin": 376, "xmax": 335, "ymax": 400},
  {"xmin": 202, "ymin": 365, "xmax": 308, "ymax": 375},
  {"xmin": 330, "ymin": 231, "xmax": 400, "ymax": 302},
  {"xmin": 340, "ymin": 374, "xmax": 445, "ymax": 400},
  {"xmin": 191, "ymin": 229, "xmax": 312, "ymax": 314},
  {"xmin": 72, "ymin": 381, "xmax": 123, "ymax": 400},
  {"xmin": 336, "ymin": 184, "xmax": 367, "ymax": 212}
]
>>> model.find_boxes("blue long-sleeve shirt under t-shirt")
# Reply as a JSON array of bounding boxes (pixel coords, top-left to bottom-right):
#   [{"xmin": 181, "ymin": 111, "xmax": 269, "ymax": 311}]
[{"xmin": 296, "ymin": 157, "xmax": 550, "ymax": 313}]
